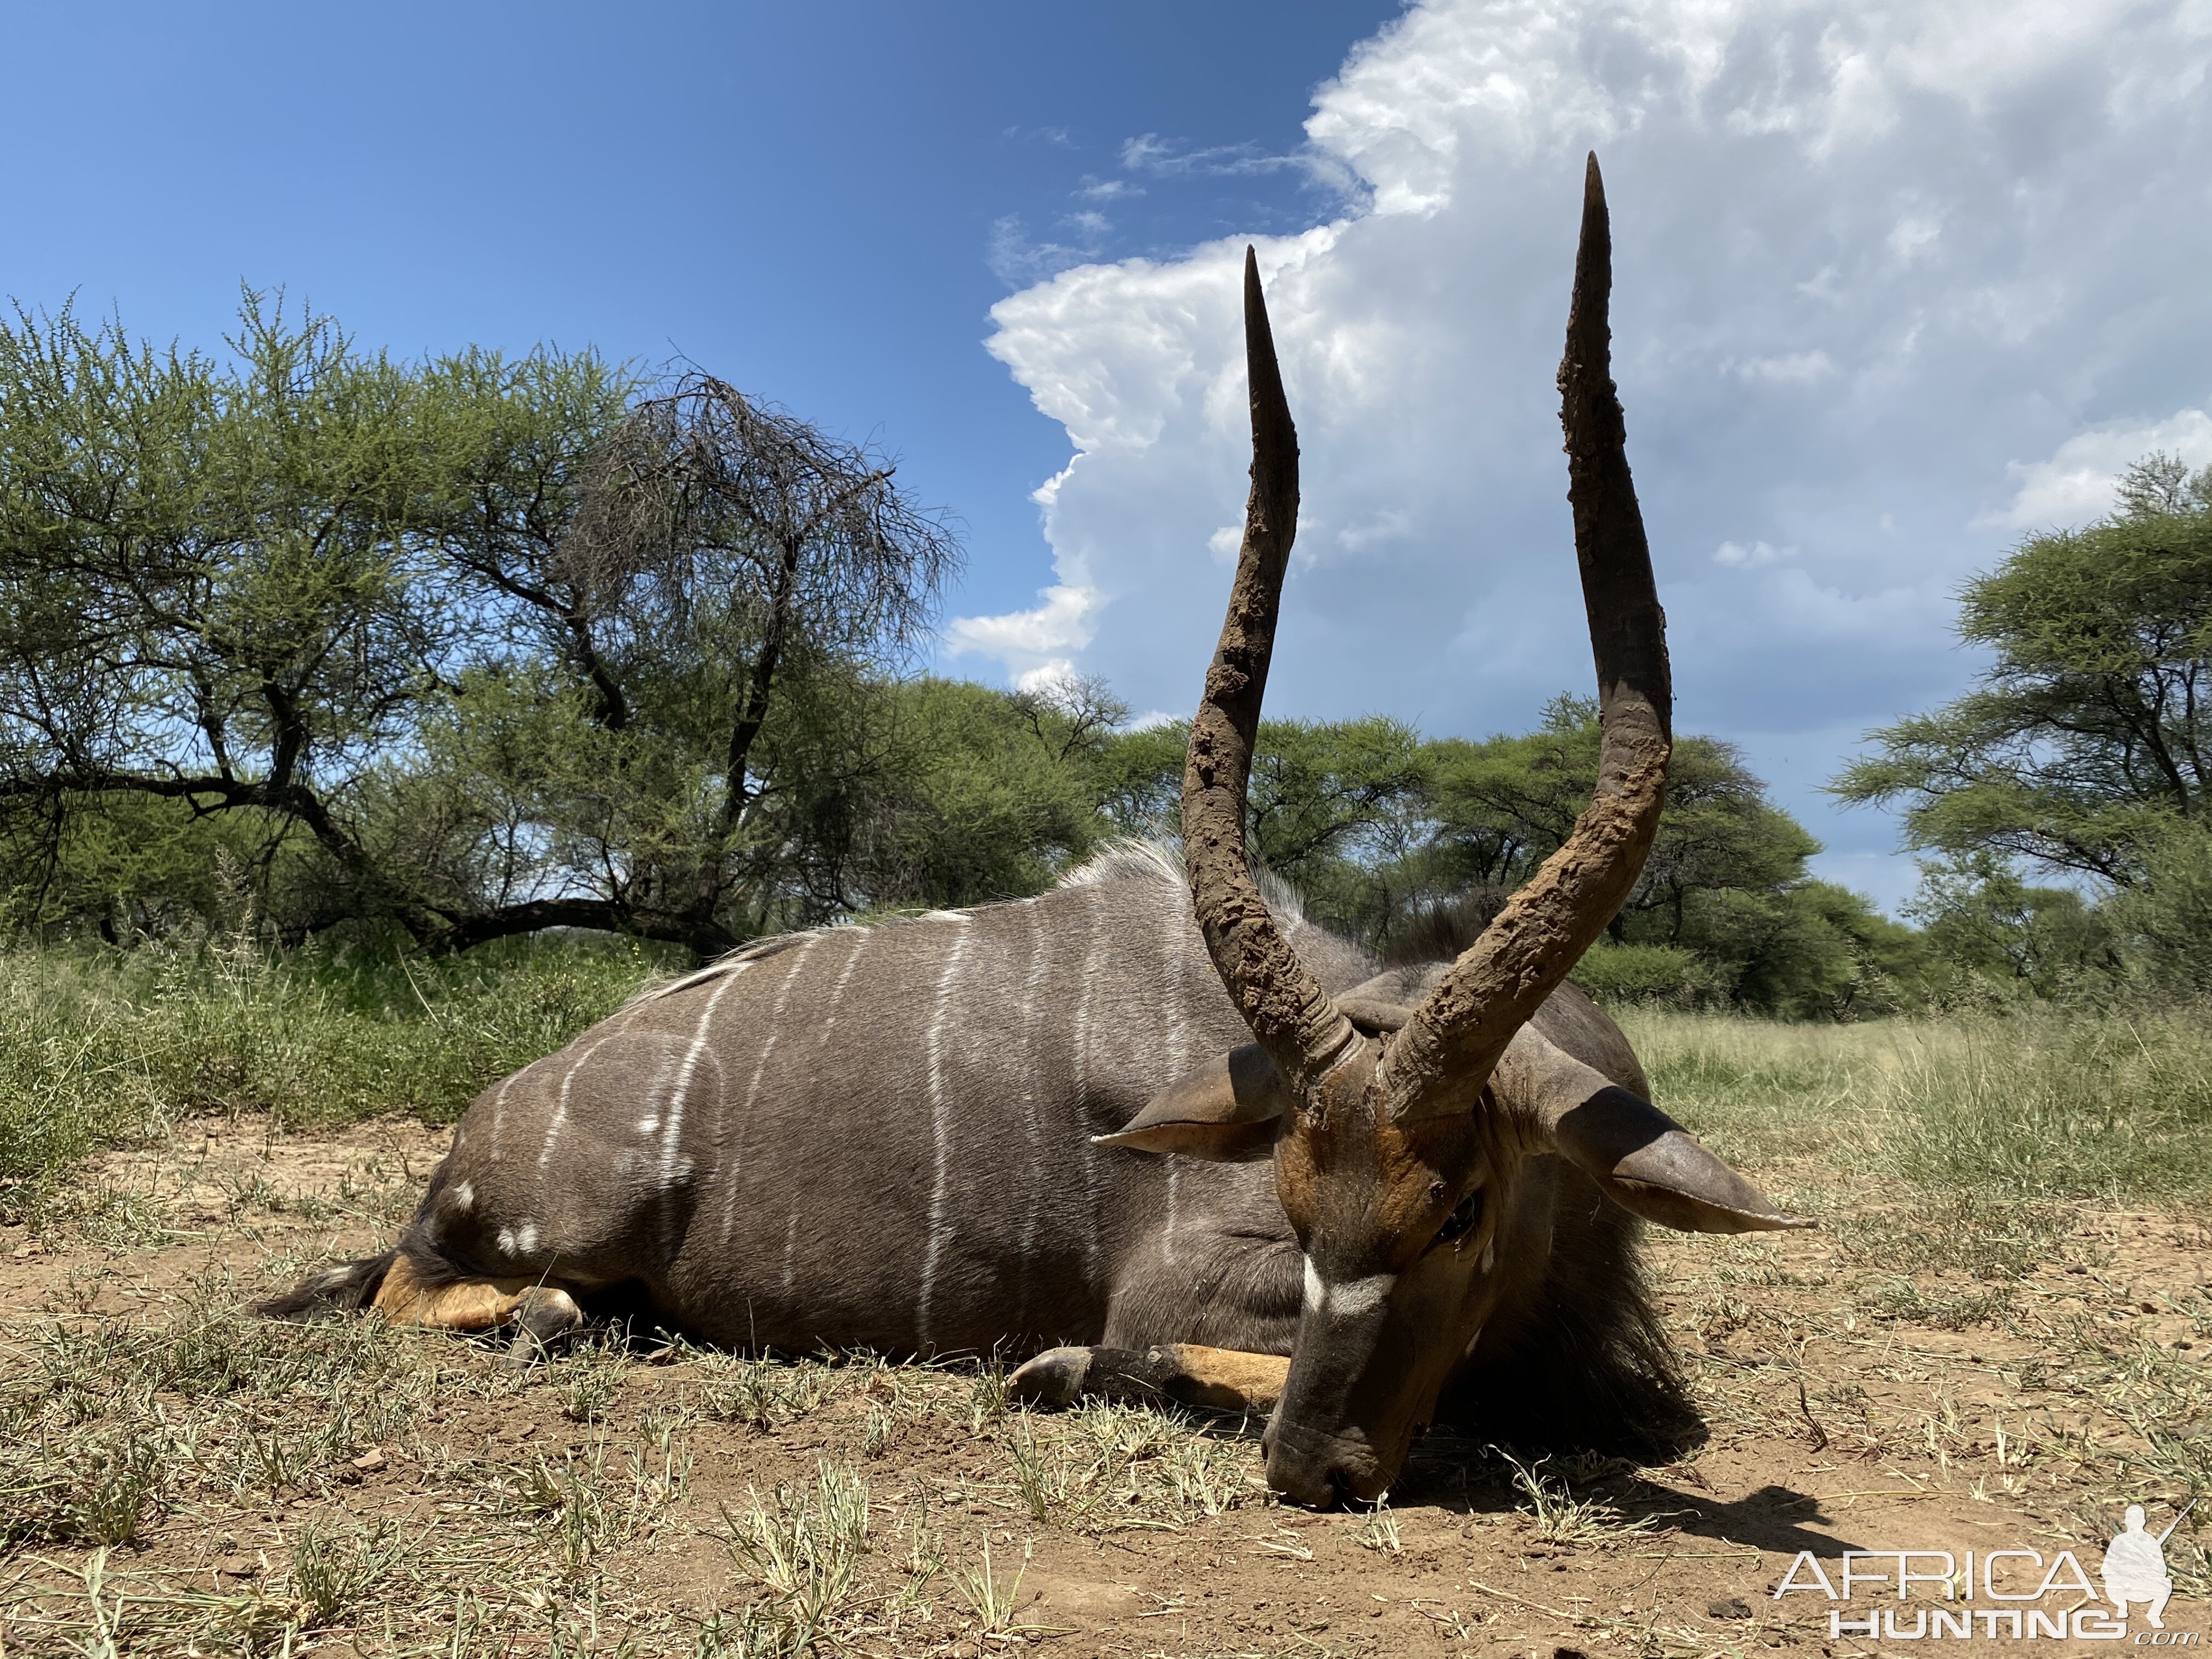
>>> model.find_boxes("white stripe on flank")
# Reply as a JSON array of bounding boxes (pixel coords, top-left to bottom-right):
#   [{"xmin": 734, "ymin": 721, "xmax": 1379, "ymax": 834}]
[
  {"xmin": 1162, "ymin": 1165, "xmax": 1181, "ymax": 1268},
  {"xmin": 539, "ymin": 1026, "xmax": 627, "ymax": 1180},
  {"xmin": 535, "ymin": 985, "xmax": 665, "ymax": 1185},
  {"xmin": 815, "ymin": 930, "xmax": 868, "ymax": 1046},
  {"xmin": 661, "ymin": 962, "xmax": 749, "ymax": 1194},
  {"xmin": 1162, "ymin": 901, "xmax": 1189, "ymax": 1076},
  {"xmin": 781, "ymin": 1213, "xmax": 799, "ymax": 1295},
  {"xmin": 1014, "ymin": 901, "xmax": 1048, "ymax": 1328},
  {"xmin": 915, "ymin": 917, "xmax": 973, "ymax": 1350},
  {"xmin": 1073, "ymin": 888, "xmax": 1107, "ymax": 1273},
  {"xmin": 1071, "ymin": 889, "xmax": 1099, "ymax": 1098},
  {"xmin": 721, "ymin": 935, "xmax": 819, "ymax": 1243},
  {"xmin": 488, "ymin": 1070, "xmax": 517, "ymax": 1164},
  {"xmin": 1159, "ymin": 895, "xmax": 1189, "ymax": 1270}
]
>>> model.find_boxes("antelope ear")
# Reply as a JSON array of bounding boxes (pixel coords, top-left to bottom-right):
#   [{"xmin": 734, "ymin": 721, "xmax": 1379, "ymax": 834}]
[
  {"xmin": 1494, "ymin": 1025, "xmax": 1814, "ymax": 1235},
  {"xmin": 1094, "ymin": 1043, "xmax": 1290, "ymax": 1162}
]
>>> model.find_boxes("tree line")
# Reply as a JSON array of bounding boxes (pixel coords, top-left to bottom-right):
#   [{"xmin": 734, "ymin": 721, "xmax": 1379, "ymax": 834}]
[
  {"xmin": 2, "ymin": 298, "xmax": 2202, "ymax": 1011},
  {"xmin": 1836, "ymin": 453, "xmax": 2212, "ymax": 998}
]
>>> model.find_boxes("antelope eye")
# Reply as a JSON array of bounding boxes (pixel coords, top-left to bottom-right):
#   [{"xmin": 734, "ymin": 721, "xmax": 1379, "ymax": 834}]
[{"xmin": 1433, "ymin": 1185, "xmax": 1486, "ymax": 1250}]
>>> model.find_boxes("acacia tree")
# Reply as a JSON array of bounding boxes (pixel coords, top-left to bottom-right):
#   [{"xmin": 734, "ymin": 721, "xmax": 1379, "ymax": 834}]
[
  {"xmin": 1833, "ymin": 453, "xmax": 2211, "ymax": 886},
  {"xmin": 0, "ymin": 303, "xmax": 964, "ymax": 953},
  {"xmin": 1087, "ymin": 697, "xmax": 1862, "ymax": 1005},
  {"xmin": 0, "ymin": 296, "xmax": 479, "ymax": 938},
  {"xmin": 420, "ymin": 374, "xmax": 962, "ymax": 953}
]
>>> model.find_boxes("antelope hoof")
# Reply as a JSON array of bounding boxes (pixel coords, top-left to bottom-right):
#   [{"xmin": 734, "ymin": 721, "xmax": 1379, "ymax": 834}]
[
  {"xmin": 1008, "ymin": 1346, "xmax": 1093, "ymax": 1408},
  {"xmin": 502, "ymin": 1286, "xmax": 585, "ymax": 1370}
]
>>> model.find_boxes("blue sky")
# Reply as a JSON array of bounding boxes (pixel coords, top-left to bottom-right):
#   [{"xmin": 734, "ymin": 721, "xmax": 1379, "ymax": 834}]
[
  {"xmin": 8, "ymin": 2, "xmax": 2210, "ymax": 911},
  {"xmin": 0, "ymin": 1, "xmax": 1392, "ymax": 625}
]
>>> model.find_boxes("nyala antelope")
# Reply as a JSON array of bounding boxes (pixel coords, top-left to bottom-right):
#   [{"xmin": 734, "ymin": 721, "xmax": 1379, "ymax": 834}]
[{"xmin": 268, "ymin": 157, "xmax": 1808, "ymax": 1507}]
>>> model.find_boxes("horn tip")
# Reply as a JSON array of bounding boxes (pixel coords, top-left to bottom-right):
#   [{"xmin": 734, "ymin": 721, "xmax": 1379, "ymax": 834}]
[{"xmin": 1746, "ymin": 1212, "xmax": 1819, "ymax": 1233}]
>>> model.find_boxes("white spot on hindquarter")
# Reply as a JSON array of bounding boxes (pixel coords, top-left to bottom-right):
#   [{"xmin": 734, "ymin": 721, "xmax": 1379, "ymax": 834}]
[
  {"xmin": 916, "ymin": 916, "xmax": 974, "ymax": 1350},
  {"xmin": 497, "ymin": 1221, "xmax": 539, "ymax": 1257},
  {"xmin": 449, "ymin": 1181, "xmax": 474, "ymax": 1214},
  {"xmin": 535, "ymin": 989, "xmax": 663, "ymax": 1186},
  {"xmin": 637, "ymin": 1118, "xmax": 659, "ymax": 1135},
  {"xmin": 722, "ymin": 936, "xmax": 819, "ymax": 1244}
]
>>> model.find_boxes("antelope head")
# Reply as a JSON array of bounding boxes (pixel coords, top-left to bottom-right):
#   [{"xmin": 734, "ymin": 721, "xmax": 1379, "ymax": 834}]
[{"xmin": 1108, "ymin": 157, "xmax": 1810, "ymax": 1507}]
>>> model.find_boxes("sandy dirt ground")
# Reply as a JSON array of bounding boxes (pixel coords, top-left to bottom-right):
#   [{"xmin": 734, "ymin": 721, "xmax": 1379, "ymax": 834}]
[{"xmin": 1, "ymin": 1115, "xmax": 2205, "ymax": 1656}]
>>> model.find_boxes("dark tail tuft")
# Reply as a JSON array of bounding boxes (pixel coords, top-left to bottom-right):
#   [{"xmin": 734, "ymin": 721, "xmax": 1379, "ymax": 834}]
[{"xmin": 254, "ymin": 1251, "xmax": 396, "ymax": 1322}]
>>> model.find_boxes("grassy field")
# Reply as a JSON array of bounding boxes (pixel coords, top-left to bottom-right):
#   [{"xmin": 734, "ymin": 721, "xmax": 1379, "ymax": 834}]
[
  {"xmin": 0, "ymin": 941, "xmax": 2207, "ymax": 1656},
  {"xmin": 0, "ymin": 933, "xmax": 664, "ymax": 1184}
]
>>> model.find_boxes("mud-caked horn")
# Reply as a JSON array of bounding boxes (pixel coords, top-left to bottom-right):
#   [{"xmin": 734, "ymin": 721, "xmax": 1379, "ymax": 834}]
[
  {"xmin": 1181, "ymin": 249, "xmax": 1360, "ymax": 1103},
  {"xmin": 1381, "ymin": 153, "xmax": 1672, "ymax": 1123}
]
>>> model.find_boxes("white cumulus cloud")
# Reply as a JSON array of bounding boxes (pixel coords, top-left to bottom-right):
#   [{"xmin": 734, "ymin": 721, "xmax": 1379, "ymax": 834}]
[
  {"xmin": 1980, "ymin": 410, "xmax": 2212, "ymax": 531},
  {"xmin": 945, "ymin": 584, "xmax": 1099, "ymax": 685},
  {"xmin": 958, "ymin": 0, "xmax": 2212, "ymax": 887}
]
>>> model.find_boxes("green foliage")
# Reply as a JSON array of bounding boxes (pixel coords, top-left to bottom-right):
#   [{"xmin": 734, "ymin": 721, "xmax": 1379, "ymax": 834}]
[
  {"xmin": 1835, "ymin": 451, "xmax": 2212, "ymax": 1000},
  {"xmin": 0, "ymin": 297, "xmax": 986, "ymax": 955},
  {"xmin": 1566, "ymin": 942, "xmax": 1722, "ymax": 1004},
  {"xmin": 1623, "ymin": 1001, "xmax": 2212, "ymax": 1204},
  {"xmin": 1905, "ymin": 855, "xmax": 2120, "ymax": 999},
  {"xmin": 1395, "ymin": 699, "xmax": 1903, "ymax": 1014},
  {"xmin": 1094, "ymin": 696, "xmax": 1895, "ymax": 1016},
  {"xmin": 1417, "ymin": 696, "xmax": 1822, "ymax": 946},
  {"xmin": 1833, "ymin": 454, "xmax": 2212, "ymax": 886},
  {"xmin": 0, "ymin": 293, "xmax": 633, "ymax": 940},
  {"xmin": 2104, "ymin": 816, "xmax": 2212, "ymax": 994},
  {"xmin": 0, "ymin": 930, "xmax": 657, "ymax": 1186},
  {"xmin": 1667, "ymin": 879, "xmax": 1931, "ymax": 1019},
  {"xmin": 0, "ymin": 295, "xmax": 1901, "ymax": 1014},
  {"xmin": 832, "ymin": 676, "xmax": 1122, "ymax": 910}
]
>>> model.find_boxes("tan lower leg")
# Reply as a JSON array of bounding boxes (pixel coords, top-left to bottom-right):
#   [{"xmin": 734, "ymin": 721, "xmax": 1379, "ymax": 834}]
[
  {"xmin": 1009, "ymin": 1342, "xmax": 1290, "ymax": 1413},
  {"xmin": 371, "ymin": 1254, "xmax": 537, "ymax": 1331},
  {"xmin": 1153, "ymin": 1344, "xmax": 1291, "ymax": 1410}
]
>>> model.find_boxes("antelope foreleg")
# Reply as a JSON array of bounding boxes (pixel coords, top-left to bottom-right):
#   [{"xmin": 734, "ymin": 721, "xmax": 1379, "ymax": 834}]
[
  {"xmin": 369, "ymin": 1255, "xmax": 584, "ymax": 1365},
  {"xmin": 1009, "ymin": 1343, "xmax": 1289, "ymax": 1414}
]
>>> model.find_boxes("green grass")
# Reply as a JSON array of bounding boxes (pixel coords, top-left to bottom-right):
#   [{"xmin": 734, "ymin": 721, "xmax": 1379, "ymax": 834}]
[
  {"xmin": 1618, "ymin": 1002, "xmax": 2212, "ymax": 1205},
  {"xmin": 1, "ymin": 955, "xmax": 2208, "ymax": 1655},
  {"xmin": 5, "ymin": 932, "xmax": 2207, "ymax": 1214},
  {"xmin": 0, "ymin": 930, "xmax": 663, "ymax": 1186}
]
